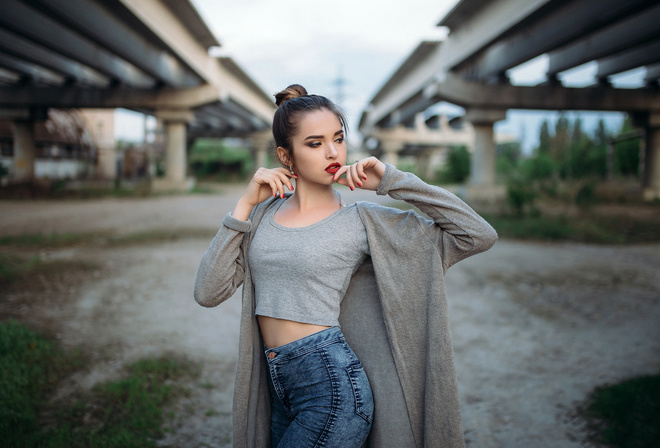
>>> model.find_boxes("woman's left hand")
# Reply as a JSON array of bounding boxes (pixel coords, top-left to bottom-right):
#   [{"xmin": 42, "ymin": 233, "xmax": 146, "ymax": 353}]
[{"xmin": 333, "ymin": 156, "xmax": 386, "ymax": 191}]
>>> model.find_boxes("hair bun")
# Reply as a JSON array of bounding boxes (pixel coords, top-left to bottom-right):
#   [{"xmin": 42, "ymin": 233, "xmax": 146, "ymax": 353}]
[{"xmin": 274, "ymin": 84, "xmax": 308, "ymax": 107}]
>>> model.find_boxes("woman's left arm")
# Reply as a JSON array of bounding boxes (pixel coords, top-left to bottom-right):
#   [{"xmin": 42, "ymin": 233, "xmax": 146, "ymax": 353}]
[{"xmin": 336, "ymin": 158, "xmax": 497, "ymax": 269}]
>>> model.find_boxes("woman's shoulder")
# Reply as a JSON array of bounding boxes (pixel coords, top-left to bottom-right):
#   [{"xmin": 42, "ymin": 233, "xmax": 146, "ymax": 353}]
[{"xmin": 354, "ymin": 200, "xmax": 412, "ymax": 216}]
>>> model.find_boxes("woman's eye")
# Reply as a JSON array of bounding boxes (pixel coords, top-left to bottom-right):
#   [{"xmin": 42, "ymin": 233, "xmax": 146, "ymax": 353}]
[
  {"xmin": 309, "ymin": 142, "xmax": 321, "ymax": 148},
  {"xmin": 335, "ymin": 137, "xmax": 344, "ymax": 144}
]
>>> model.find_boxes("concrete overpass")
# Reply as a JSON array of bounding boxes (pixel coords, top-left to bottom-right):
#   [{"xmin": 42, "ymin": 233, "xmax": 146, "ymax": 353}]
[
  {"xmin": 359, "ymin": 0, "xmax": 660, "ymax": 200},
  {"xmin": 0, "ymin": 0, "xmax": 275, "ymax": 190}
]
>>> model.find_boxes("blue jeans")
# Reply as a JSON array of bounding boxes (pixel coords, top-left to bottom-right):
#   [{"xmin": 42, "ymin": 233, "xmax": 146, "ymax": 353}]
[{"xmin": 264, "ymin": 327, "xmax": 374, "ymax": 448}]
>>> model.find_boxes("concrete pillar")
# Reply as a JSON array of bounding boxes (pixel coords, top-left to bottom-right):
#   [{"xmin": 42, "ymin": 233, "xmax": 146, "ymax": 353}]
[
  {"xmin": 380, "ymin": 140, "xmax": 400, "ymax": 167},
  {"xmin": 465, "ymin": 109, "xmax": 506, "ymax": 186},
  {"xmin": 12, "ymin": 120, "xmax": 36, "ymax": 181},
  {"xmin": 416, "ymin": 147, "xmax": 444, "ymax": 180},
  {"xmin": 152, "ymin": 109, "xmax": 194, "ymax": 192},
  {"xmin": 642, "ymin": 113, "xmax": 660, "ymax": 201},
  {"xmin": 471, "ymin": 123, "xmax": 497, "ymax": 185},
  {"xmin": 164, "ymin": 121, "xmax": 186, "ymax": 183},
  {"xmin": 464, "ymin": 109, "xmax": 507, "ymax": 201},
  {"xmin": 250, "ymin": 131, "xmax": 273, "ymax": 172}
]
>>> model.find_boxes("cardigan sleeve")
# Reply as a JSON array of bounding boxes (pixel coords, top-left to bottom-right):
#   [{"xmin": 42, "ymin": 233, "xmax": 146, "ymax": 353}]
[
  {"xmin": 376, "ymin": 163, "xmax": 497, "ymax": 270},
  {"xmin": 193, "ymin": 212, "xmax": 251, "ymax": 307}
]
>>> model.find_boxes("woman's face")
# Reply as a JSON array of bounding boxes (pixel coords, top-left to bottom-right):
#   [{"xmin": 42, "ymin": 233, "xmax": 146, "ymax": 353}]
[{"xmin": 286, "ymin": 108, "xmax": 346, "ymax": 186}]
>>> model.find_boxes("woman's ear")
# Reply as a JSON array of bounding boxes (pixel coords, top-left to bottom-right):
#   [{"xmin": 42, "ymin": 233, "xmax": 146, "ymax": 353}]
[{"xmin": 277, "ymin": 146, "xmax": 291, "ymax": 167}]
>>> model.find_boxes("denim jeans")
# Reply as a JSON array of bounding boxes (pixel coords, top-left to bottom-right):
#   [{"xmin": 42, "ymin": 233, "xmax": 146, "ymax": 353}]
[{"xmin": 264, "ymin": 326, "xmax": 374, "ymax": 448}]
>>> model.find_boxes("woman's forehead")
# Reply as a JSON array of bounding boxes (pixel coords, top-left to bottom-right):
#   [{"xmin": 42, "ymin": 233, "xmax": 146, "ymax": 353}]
[{"xmin": 296, "ymin": 109, "xmax": 343, "ymax": 135}]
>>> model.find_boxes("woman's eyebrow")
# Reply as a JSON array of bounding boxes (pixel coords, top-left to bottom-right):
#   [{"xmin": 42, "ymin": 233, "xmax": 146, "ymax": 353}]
[{"xmin": 303, "ymin": 129, "xmax": 344, "ymax": 141}]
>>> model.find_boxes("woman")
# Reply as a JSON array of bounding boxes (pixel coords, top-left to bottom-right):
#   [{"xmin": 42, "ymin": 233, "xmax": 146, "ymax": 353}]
[{"xmin": 194, "ymin": 84, "xmax": 497, "ymax": 448}]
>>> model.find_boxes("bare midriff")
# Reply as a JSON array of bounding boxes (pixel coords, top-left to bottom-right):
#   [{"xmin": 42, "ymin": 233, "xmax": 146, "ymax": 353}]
[{"xmin": 258, "ymin": 315, "xmax": 330, "ymax": 349}]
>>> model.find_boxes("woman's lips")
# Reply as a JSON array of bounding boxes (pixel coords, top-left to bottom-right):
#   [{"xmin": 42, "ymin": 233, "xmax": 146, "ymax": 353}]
[{"xmin": 325, "ymin": 163, "xmax": 341, "ymax": 174}]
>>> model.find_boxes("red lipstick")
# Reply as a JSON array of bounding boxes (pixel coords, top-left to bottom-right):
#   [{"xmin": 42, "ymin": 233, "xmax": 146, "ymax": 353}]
[{"xmin": 325, "ymin": 162, "xmax": 341, "ymax": 174}]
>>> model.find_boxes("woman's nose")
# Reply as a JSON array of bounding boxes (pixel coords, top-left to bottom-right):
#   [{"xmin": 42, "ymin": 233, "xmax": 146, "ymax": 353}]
[{"xmin": 326, "ymin": 143, "xmax": 338, "ymax": 158}]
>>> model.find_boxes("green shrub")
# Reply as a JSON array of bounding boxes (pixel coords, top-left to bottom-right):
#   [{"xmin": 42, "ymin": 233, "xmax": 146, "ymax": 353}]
[
  {"xmin": 520, "ymin": 153, "xmax": 557, "ymax": 181},
  {"xmin": 438, "ymin": 146, "xmax": 470, "ymax": 183},
  {"xmin": 575, "ymin": 181, "xmax": 598, "ymax": 210},
  {"xmin": 506, "ymin": 176, "xmax": 536, "ymax": 217}
]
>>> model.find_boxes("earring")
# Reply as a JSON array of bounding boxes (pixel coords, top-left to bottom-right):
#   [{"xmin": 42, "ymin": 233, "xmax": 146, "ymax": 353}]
[{"xmin": 289, "ymin": 165, "xmax": 295, "ymax": 175}]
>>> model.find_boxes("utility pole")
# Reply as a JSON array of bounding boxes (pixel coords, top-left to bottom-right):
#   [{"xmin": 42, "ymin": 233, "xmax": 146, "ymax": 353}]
[{"xmin": 332, "ymin": 65, "xmax": 347, "ymax": 105}]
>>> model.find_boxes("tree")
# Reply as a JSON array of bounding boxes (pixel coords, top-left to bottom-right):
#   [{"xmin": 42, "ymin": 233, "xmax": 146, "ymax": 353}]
[
  {"xmin": 538, "ymin": 120, "xmax": 551, "ymax": 155},
  {"xmin": 613, "ymin": 116, "xmax": 641, "ymax": 177}
]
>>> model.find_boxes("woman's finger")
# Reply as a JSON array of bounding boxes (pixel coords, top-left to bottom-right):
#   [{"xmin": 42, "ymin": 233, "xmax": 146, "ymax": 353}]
[
  {"xmin": 277, "ymin": 171, "xmax": 295, "ymax": 191},
  {"xmin": 332, "ymin": 165, "xmax": 349, "ymax": 183},
  {"xmin": 351, "ymin": 163, "xmax": 364, "ymax": 188}
]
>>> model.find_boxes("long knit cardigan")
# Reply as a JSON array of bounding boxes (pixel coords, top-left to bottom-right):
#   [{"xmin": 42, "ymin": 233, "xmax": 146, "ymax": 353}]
[{"xmin": 194, "ymin": 164, "xmax": 498, "ymax": 447}]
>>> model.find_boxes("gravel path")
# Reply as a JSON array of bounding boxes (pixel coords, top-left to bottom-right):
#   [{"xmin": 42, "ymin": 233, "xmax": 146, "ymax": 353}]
[{"xmin": 1, "ymin": 188, "xmax": 658, "ymax": 447}]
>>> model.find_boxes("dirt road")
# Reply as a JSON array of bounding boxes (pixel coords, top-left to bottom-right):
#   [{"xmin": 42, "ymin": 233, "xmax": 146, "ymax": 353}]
[{"xmin": 1, "ymin": 187, "xmax": 658, "ymax": 447}]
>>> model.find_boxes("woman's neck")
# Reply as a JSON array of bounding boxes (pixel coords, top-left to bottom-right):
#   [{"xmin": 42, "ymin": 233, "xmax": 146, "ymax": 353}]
[{"xmin": 287, "ymin": 179, "xmax": 339, "ymax": 212}]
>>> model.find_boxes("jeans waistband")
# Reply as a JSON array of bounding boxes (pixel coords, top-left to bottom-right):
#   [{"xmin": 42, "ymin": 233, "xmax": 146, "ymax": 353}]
[{"xmin": 264, "ymin": 326, "xmax": 343, "ymax": 363}]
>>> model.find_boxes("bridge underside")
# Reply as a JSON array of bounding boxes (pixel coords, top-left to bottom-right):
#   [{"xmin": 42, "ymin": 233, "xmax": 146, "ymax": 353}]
[
  {"xmin": 360, "ymin": 0, "xmax": 660, "ymax": 201},
  {"xmin": 0, "ymin": 0, "xmax": 275, "ymax": 190}
]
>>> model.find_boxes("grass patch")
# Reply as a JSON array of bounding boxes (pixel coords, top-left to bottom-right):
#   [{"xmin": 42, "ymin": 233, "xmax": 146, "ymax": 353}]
[
  {"xmin": 0, "ymin": 232, "xmax": 100, "ymax": 248},
  {"xmin": 0, "ymin": 320, "xmax": 201, "ymax": 448},
  {"xmin": 0, "ymin": 228, "xmax": 216, "ymax": 250},
  {"xmin": 0, "ymin": 319, "xmax": 82, "ymax": 447},
  {"xmin": 0, "ymin": 180, "xmax": 152, "ymax": 200},
  {"xmin": 0, "ymin": 253, "xmax": 97, "ymax": 290},
  {"xmin": 574, "ymin": 373, "xmax": 660, "ymax": 447},
  {"xmin": 0, "ymin": 253, "xmax": 42, "ymax": 285},
  {"xmin": 482, "ymin": 213, "xmax": 660, "ymax": 244},
  {"xmin": 44, "ymin": 356, "xmax": 200, "ymax": 448}
]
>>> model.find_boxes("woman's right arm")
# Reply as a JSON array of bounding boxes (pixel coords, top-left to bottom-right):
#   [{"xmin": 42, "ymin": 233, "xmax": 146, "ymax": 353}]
[
  {"xmin": 193, "ymin": 167, "xmax": 295, "ymax": 307},
  {"xmin": 193, "ymin": 213, "xmax": 250, "ymax": 307}
]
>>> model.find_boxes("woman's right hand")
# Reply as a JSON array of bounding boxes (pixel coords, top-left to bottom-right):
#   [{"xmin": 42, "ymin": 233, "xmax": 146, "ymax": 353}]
[{"xmin": 232, "ymin": 167, "xmax": 296, "ymax": 221}]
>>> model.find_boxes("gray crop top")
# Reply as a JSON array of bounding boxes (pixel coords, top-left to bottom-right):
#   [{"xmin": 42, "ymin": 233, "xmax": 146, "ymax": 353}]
[{"xmin": 247, "ymin": 199, "xmax": 369, "ymax": 327}]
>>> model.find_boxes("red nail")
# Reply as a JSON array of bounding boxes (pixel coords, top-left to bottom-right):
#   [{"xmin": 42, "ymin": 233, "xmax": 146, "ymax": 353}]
[
  {"xmin": 357, "ymin": 182, "xmax": 362, "ymax": 187},
  {"xmin": 350, "ymin": 186, "xmax": 354, "ymax": 191},
  {"xmin": 362, "ymin": 176, "xmax": 367, "ymax": 181}
]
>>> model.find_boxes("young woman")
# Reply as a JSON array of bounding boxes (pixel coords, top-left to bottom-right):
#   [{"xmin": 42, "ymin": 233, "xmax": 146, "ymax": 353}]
[{"xmin": 194, "ymin": 84, "xmax": 497, "ymax": 448}]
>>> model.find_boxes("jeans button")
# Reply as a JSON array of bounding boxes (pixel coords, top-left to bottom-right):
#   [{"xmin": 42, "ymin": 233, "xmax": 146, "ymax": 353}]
[{"xmin": 268, "ymin": 352, "xmax": 276, "ymax": 359}]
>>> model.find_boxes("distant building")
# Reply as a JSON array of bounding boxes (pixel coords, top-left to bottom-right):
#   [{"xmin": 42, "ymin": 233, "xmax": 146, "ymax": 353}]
[{"xmin": 0, "ymin": 109, "xmax": 117, "ymax": 182}]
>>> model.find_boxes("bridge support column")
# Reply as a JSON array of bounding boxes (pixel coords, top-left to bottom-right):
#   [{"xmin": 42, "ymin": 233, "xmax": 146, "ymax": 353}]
[
  {"xmin": 8, "ymin": 108, "xmax": 48, "ymax": 183},
  {"xmin": 465, "ymin": 109, "xmax": 507, "ymax": 201},
  {"xmin": 152, "ymin": 109, "xmax": 195, "ymax": 192},
  {"xmin": 417, "ymin": 147, "xmax": 445, "ymax": 181},
  {"xmin": 12, "ymin": 120, "xmax": 36, "ymax": 182},
  {"xmin": 250, "ymin": 131, "xmax": 272, "ymax": 172},
  {"xmin": 381, "ymin": 140, "xmax": 400, "ymax": 167},
  {"xmin": 642, "ymin": 113, "xmax": 660, "ymax": 201}
]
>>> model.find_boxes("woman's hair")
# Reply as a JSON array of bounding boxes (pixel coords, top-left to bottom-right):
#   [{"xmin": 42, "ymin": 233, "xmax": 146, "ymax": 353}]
[{"xmin": 272, "ymin": 84, "xmax": 347, "ymax": 167}]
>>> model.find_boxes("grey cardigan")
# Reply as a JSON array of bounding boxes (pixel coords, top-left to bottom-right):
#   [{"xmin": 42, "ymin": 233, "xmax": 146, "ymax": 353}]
[{"xmin": 194, "ymin": 164, "xmax": 498, "ymax": 447}]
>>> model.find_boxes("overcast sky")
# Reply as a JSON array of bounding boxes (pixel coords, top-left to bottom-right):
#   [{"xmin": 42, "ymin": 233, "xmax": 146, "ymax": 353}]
[
  {"xmin": 192, "ymin": 0, "xmax": 456, "ymax": 124},
  {"xmin": 116, "ymin": 0, "xmax": 634, "ymax": 152}
]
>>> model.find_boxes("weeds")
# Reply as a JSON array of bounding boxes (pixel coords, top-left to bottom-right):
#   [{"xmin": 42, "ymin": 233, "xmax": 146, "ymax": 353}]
[
  {"xmin": 44, "ymin": 356, "xmax": 200, "ymax": 448},
  {"xmin": 0, "ymin": 320, "xmax": 201, "ymax": 448},
  {"xmin": 0, "ymin": 253, "xmax": 42, "ymax": 285},
  {"xmin": 482, "ymin": 213, "xmax": 660, "ymax": 244},
  {"xmin": 0, "ymin": 228, "xmax": 215, "ymax": 250},
  {"xmin": 573, "ymin": 373, "xmax": 660, "ymax": 447},
  {"xmin": 0, "ymin": 320, "xmax": 79, "ymax": 447}
]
